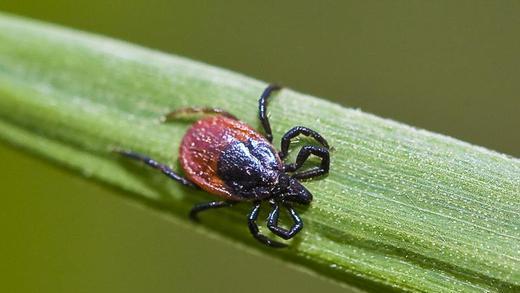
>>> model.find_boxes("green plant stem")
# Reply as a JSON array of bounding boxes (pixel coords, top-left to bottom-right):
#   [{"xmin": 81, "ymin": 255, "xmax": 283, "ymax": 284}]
[{"xmin": 0, "ymin": 12, "xmax": 518, "ymax": 292}]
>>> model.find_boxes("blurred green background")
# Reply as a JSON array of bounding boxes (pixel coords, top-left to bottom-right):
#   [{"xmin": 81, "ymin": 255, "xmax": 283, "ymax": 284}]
[{"xmin": 0, "ymin": 1, "xmax": 518, "ymax": 292}]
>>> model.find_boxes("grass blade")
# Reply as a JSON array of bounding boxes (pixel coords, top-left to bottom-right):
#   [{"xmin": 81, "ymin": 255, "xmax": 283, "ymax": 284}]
[{"xmin": 0, "ymin": 12, "xmax": 518, "ymax": 292}]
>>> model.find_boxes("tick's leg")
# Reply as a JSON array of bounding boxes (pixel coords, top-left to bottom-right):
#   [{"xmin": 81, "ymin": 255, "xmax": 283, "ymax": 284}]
[
  {"xmin": 284, "ymin": 145, "xmax": 330, "ymax": 180},
  {"xmin": 267, "ymin": 203, "xmax": 303, "ymax": 240},
  {"xmin": 248, "ymin": 202, "xmax": 287, "ymax": 248},
  {"xmin": 279, "ymin": 126, "xmax": 329, "ymax": 159},
  {"xmin": 115, "ymin": 150, "xmax": 197, "ymax": 188},
  {"xmin": 162, "ymin": 107, "xmax": 237, "ymax": 122},
  {"xmin": 258, "ymin": 84, "xmax": 282, "ymax": 142},
  {"xmin": 190, "ymin": 201, "xmax": 236, "ymax": 221}
]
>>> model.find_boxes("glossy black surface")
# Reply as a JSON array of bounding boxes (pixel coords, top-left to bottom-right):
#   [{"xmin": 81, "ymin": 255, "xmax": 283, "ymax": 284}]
[
  {"xmin": 217, "ymin": 139, "xmax": 282, "ymax": 200},
  {"xmin": 258, "ymin": 84, "xmax": 282, "ymax": 142}
]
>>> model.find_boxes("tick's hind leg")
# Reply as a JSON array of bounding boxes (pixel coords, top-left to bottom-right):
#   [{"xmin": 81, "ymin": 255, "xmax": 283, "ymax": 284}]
[
  {"xmin": 284, "ymin": 145, "xmax": 330, "ymax": 180},
  {"xmin": 248, "ymin": 202, "xmax": 287, "ymax": 248},
  {"xmin": 279, "ymin": 126, "xmax": 329, "ymax": 159},
  {"xmin": 258, "ymin": 84, "xmax": 282, "ymax": 142},
  {"xmin": 190, "ymin": 201, "xmax": 236, "ymax": 221},
  {"xmin": 267, "ymin": 203, "xmax": 303, "ymax": 240},
  {"xmin": 115, "ymin": 150, "xmax": 197, "ymax": 188},
  {"xmin": 162, "ymin": 107, "xmax": 237, "ymax": 122}
]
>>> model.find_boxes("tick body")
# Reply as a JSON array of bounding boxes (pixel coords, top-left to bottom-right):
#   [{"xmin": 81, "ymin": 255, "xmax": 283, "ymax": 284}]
[{"xmin": 117, "ymin": 85, "xmax": 330, "ymax": 247}]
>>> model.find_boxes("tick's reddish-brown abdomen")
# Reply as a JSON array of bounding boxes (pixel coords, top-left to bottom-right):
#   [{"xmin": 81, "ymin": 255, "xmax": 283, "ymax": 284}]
[{"xmin": 179, "ymin": 115, "xmax": 276, "ymax": 200}]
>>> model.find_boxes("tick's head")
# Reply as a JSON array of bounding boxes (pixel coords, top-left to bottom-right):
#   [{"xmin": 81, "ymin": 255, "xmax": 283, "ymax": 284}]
[{"xmin": 274, "ymin": 173, "xmax": 313, "ymax": 205}]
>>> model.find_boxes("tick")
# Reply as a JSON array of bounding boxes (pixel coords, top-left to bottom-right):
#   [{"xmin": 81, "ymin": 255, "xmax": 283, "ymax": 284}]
[{"xmin": 116, "ymin": 85, "xmax": 330, "ymax": 247}]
